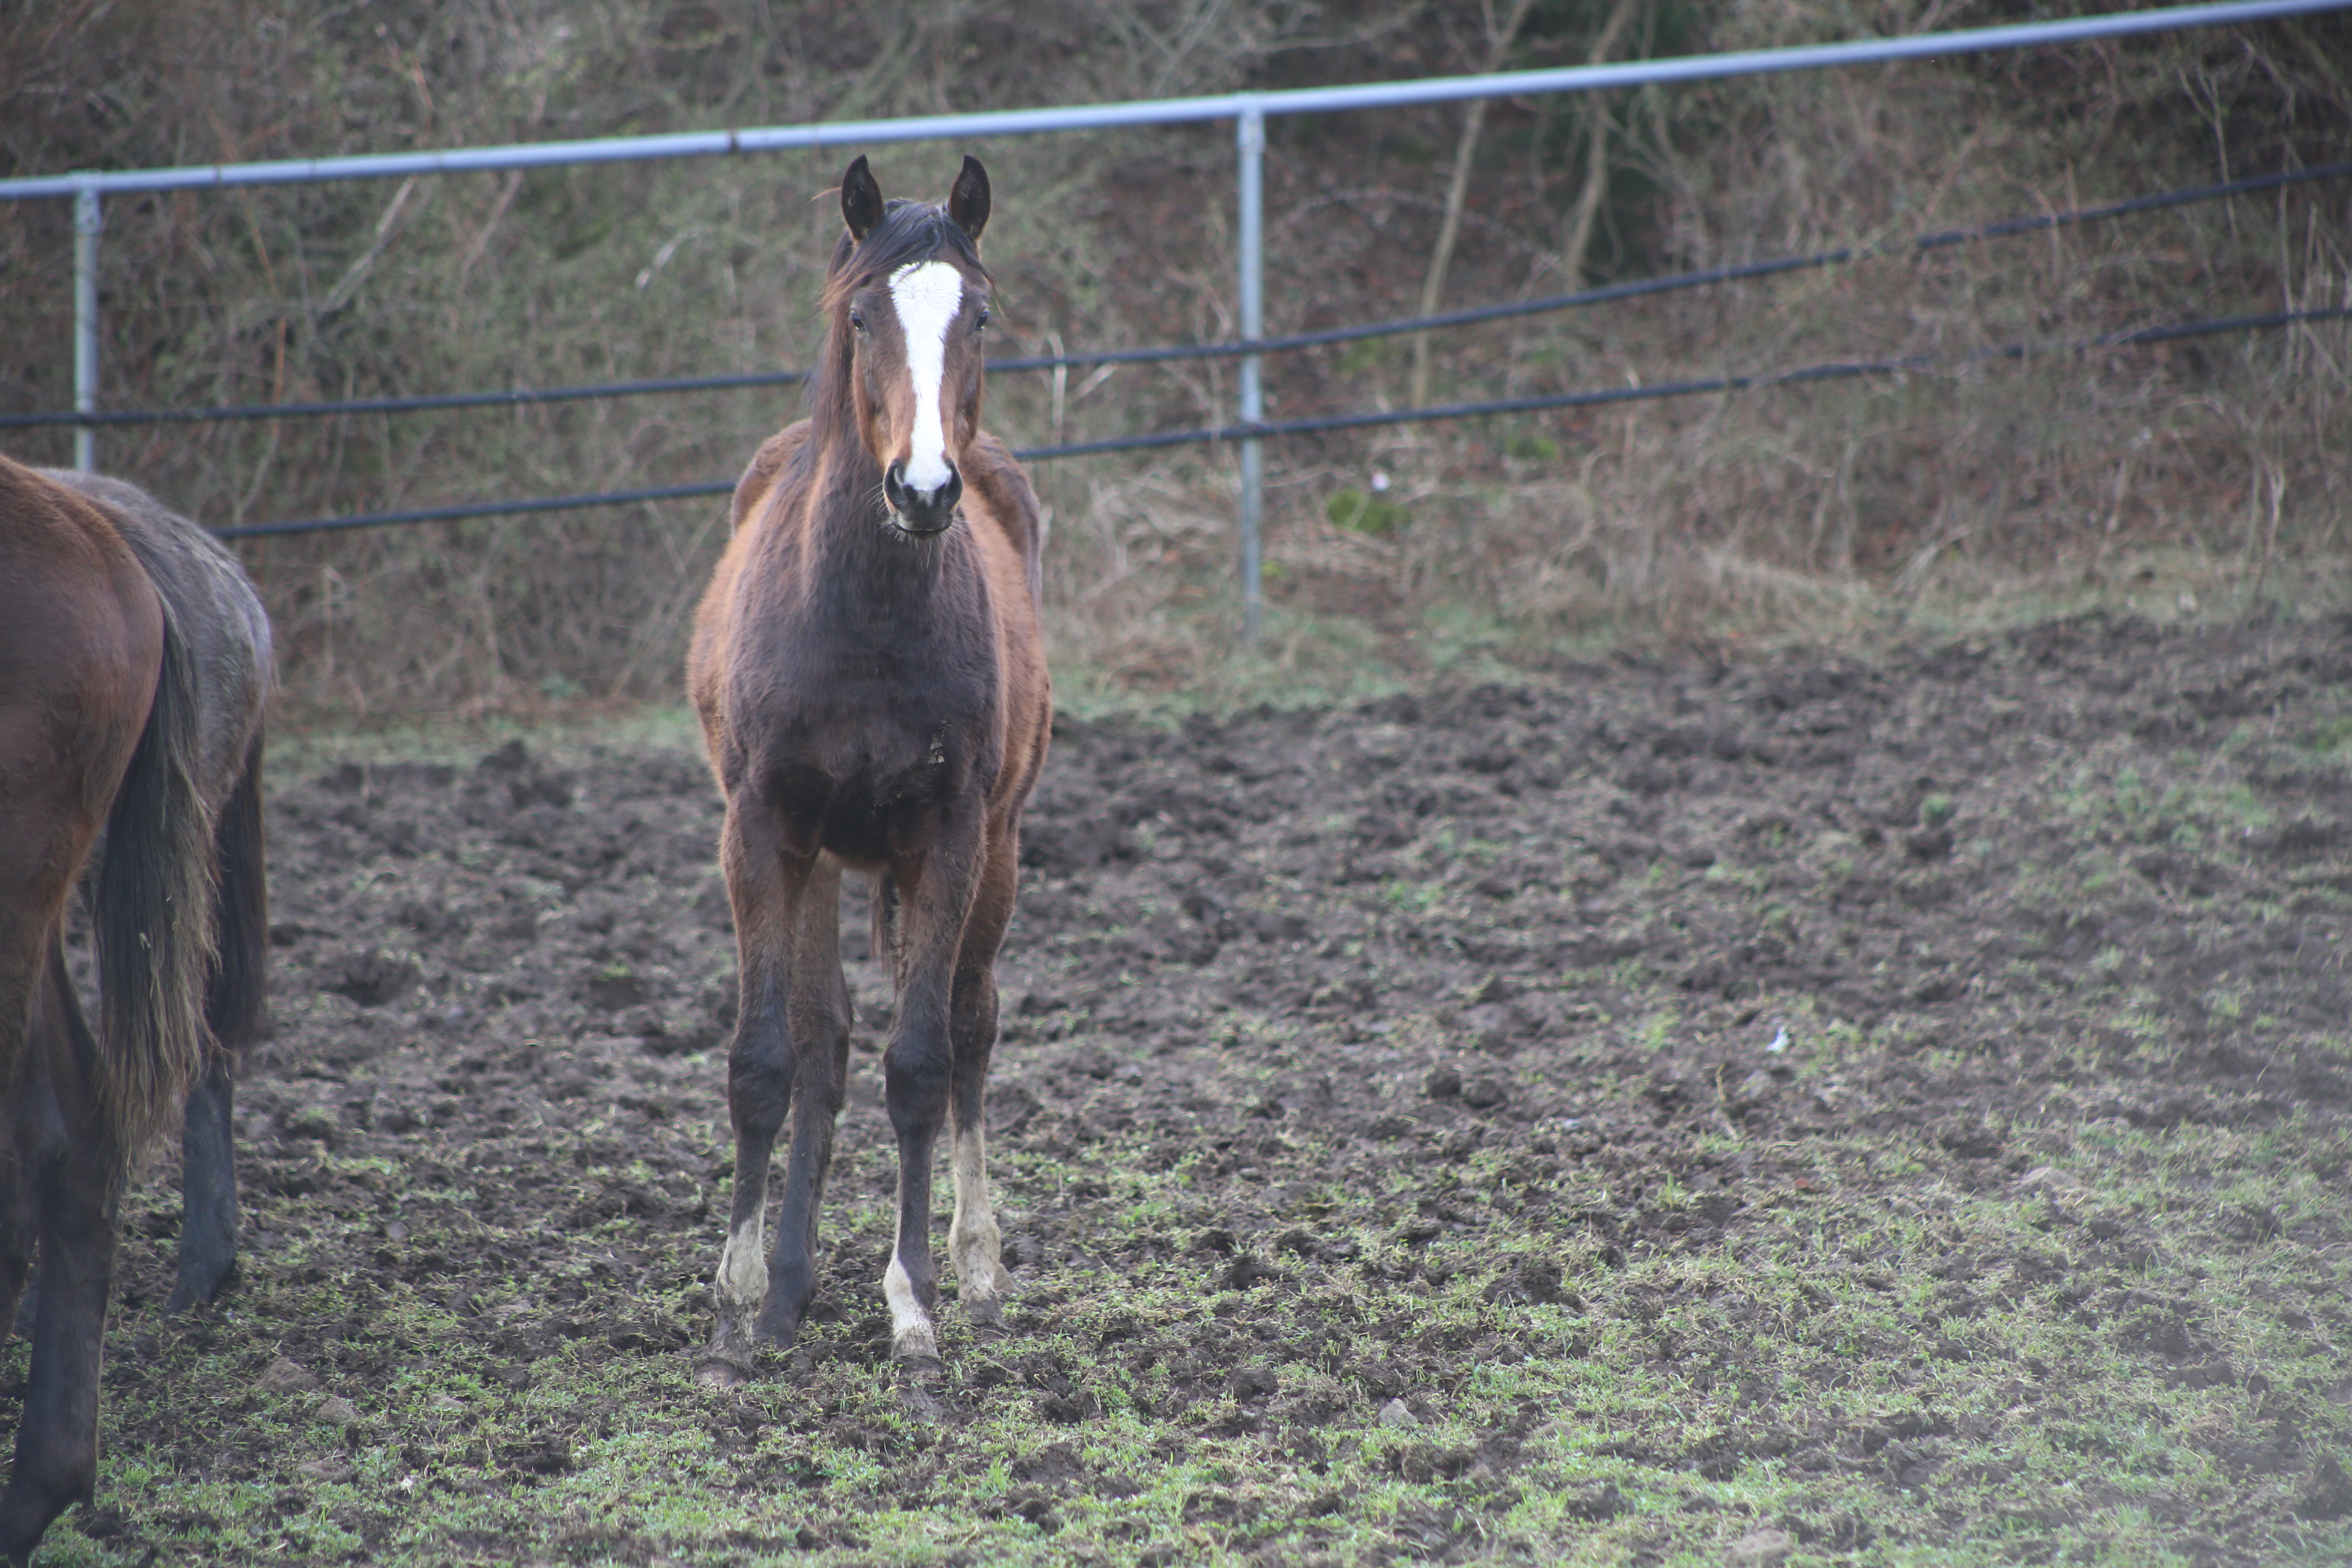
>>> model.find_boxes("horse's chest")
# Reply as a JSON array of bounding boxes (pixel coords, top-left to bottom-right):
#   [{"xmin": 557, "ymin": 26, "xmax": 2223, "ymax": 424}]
[
  {"xmin": 757, "ymin": 704, "xmax": 988, "ymax": 864},
  {"xmin": 721, "ymin": 557, "xmax": 1002, "ymax": 858},
  {"xmin": 793, "ymin": 712, "xmax": 953, "ymax": 793}
]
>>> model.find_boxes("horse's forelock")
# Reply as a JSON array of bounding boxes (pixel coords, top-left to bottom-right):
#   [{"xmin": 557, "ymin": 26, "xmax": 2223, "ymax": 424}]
[{"xmin": 821, "ymin": 200, "xmax": 987, "ymax": 317}]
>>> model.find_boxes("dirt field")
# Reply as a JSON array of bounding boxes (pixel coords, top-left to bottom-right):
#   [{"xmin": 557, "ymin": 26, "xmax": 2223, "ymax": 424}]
[{"xmin": 20, "ymin": 609, "xmax": 2352, "ymax": 1566}]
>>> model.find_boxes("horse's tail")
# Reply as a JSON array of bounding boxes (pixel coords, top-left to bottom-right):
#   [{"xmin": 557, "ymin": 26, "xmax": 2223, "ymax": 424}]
[
  {"xmin": 204, "ymin": 732, "xmax": 267, "ymax": 1054},
  {"xmin": 92, "ymin": 606, "xmax": 216, "ymax": 1154}
]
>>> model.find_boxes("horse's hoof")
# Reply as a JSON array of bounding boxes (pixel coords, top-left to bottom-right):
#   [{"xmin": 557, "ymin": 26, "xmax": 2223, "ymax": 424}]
[
  {"xmin": 751, "ymin": 1301, "xmax": 807, "ymax": 1348},
  {"xmin": 900, "ymin": 1376, "xmax": 946, "ymax": 1423},
  {"xmin": 165, "ymin": 1265, "xmax": 234, "ymax": 1316},
  {"xmin": 891, "ymin": 1320, "xmax": 942, "ymax": 1364},
  {"xmin": 963, "ymin": 1292, "xmax": 1004, "ymax": 1330},
  {"xmin": 695, "ymin": 1348, "xmax": 755, "ymax": 1388},
  {"xmin": 895, "ymin": 1354, "xmax": 947, "ymax": 1422}
]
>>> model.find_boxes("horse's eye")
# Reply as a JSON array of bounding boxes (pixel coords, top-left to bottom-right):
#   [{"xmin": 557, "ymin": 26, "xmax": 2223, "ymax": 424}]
[
  {"xmin": 849, "ymin": 309, "xmax": 866, "ymax": 333},
  {"xmin": 976, "ymin": 307, "xmax": 990, "ymax": 331}
]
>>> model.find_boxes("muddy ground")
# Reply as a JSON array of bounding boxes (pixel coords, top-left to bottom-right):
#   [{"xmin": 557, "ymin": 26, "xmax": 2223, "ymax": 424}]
[{"xmin": 20, "ymin": 609, "xmax": 2352, "ymax": 1565}]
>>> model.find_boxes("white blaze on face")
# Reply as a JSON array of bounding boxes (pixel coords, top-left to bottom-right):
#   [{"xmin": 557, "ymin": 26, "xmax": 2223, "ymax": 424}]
[{"xmin": 888, "ymin": 259, "xmax": 966, "ymax": 494}]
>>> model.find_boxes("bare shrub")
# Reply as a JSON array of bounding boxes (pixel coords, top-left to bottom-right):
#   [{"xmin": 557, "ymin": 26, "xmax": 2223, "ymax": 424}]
[{"xmin": 1, "ymin": 0, "xmax": 2346, "ymax": 713}]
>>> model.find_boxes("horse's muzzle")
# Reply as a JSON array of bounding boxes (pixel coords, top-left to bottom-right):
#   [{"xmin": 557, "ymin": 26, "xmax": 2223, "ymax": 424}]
[{"xmin": 884, "ymin": 460, "xmax": 962, "ymax": 535}]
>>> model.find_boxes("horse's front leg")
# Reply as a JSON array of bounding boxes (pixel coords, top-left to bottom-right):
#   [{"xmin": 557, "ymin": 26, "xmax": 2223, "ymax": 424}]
[
  {"xmin": 0, "ymin": 1140, "xmax": 24, "ymax": 1345},
  {"xmin": 760, "ymin": 857, "xmax": 849, "ymax": 1346},
  {"xmin": 699, "ymin": 800, "xmax": 814, "ymax": 1387},
  {"xmin": 882, "ymin": 804, "xmax": 986, "ymax": 1371},
  {"xmin": 947, "ymin": 820, "xmax": 1020, "ymax": 1329}
]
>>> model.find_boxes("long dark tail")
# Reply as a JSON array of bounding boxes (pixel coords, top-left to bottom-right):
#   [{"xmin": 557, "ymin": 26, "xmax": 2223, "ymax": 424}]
[
  {"xmin": 93, "ymin": 612, "xmax": 215, "ymax": 1154},
  {"xmin": 204, "ymin": 733, "xmax": 266, "ymax": 1054}
]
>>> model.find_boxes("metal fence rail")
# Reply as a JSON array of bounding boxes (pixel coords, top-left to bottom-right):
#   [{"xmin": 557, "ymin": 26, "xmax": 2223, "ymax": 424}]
[{"xmin": 4, "ymin": 0, "xmax": 2348, "ymax": 634}]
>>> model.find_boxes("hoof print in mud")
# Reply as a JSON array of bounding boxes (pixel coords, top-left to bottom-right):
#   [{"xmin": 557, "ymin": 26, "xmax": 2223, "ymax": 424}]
[
  {"xmin": 1458, "ymin": 1074, "xmax": 1510, "ymax": 1110},
  {"xmin": 582, "ymin": 967, "xmax": 651, "ymax": 1009},
  {"xmin": 1905, "ymin": 824, "xmax": 1956, "ymax": 860}
]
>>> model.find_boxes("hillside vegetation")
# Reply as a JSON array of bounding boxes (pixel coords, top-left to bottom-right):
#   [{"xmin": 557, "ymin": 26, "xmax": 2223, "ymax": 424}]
[{"xmin": 2, "ymin": 0, "xmax": 2348, "ymax": 713}]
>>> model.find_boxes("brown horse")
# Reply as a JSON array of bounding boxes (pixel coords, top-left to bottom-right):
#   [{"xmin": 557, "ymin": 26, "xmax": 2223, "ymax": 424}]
[
  {"xmin": 0, "ymin": 457, "xmax": 270, "ymax": 1564},
  {"xmin": 686, "ymin": 155, "xmax": 1049, "ymax": 1390}
]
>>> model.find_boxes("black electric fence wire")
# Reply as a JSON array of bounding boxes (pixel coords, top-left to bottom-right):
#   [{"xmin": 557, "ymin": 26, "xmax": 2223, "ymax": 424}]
[
  {"xmin": 214, "ymin": 303, "xmax": 2352, "ymax": 539},
  {"xmin": 4, "ymin": 161, "xmax": 2343, "ymax": 536},
  {"xmin": 13, "ymin": 158, "xmax": 2345, "ymax": 435}
]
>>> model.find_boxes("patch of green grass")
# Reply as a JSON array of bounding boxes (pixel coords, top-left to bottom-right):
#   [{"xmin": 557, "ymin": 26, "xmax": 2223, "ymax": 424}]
[{"xmin": 1325, "ymin": 486, "xmax": 1412, "ymax": 537}]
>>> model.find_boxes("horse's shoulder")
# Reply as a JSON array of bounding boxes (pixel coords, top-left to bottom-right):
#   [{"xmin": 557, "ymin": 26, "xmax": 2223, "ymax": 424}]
[
  {"xmin": 732, "ymin": 423, "xmax": 812, "ymax": 533},
  {"xmin": 964, "ymin": 434, "xmax": 1043, "ymax": 606}
]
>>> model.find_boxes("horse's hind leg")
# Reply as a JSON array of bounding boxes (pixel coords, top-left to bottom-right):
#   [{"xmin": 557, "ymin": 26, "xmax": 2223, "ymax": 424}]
[
  {"xmin": 0, "ymin": 925, "xmax": 40, "ymax": 1343},
  {"xmin": 946, "ymin": 824, "xmax": 1020, "ymax": 1328},
  {"xmin": 172, "ymin": 734, "xmax": 265, "ymax": 1314},
  {"xmin": 0, "ymin": 1160, "xmax": 115, "ymax": 1561},
  {"xmin": 168, "ymin": 1056, "xmax": 236, "ymax": 1312},
  {"xmin": 0, "ymin": 953, "xmax": 118, "ymax": 1564}
]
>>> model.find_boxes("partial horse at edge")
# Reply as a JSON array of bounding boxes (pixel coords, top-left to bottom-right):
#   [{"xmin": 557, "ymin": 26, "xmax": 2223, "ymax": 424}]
[{"xmin": 0, "ymin": 456, "xmax": 271, "ymax": 1564}]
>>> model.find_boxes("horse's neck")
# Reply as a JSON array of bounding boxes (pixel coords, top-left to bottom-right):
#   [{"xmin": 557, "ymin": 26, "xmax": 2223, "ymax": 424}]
[{"xmin": 777, "ymin": 450, "xmax": 964, "ymax": 614}]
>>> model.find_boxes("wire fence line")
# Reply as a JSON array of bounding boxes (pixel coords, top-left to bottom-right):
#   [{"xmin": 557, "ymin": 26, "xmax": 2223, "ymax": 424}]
[
  {"xmin": 10, "ymin": 158, "xmax": 2348, "ymax": 436},
  {"xmin": 1022, "ymin": 305, "xmax": 2352, "ymax": 453},
  {"xmin": 214, "ymin": 302, "xmax": 2352, "ymax": 540},
  {"xmin": 0, "ymin": 370, "xmax": 811, "ymax": 432},
  {"xmin": 213, "ymin": 480, "xmax": 740, "ymax": 540}
]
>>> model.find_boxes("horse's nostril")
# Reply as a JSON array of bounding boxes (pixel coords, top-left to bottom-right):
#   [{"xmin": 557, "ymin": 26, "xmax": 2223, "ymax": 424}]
[{"xmin": 882, "ymin": 457, "xmax": 963, "ymax": 530}]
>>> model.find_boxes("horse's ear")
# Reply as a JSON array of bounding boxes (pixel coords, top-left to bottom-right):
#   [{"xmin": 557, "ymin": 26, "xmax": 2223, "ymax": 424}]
[
  {"xmin": 947, "ymin": 156, "xmax": 989, "ymax": 245},
  {"xmin": 841, "ymin": 156, "xmax": 884, "ymax": 243}
]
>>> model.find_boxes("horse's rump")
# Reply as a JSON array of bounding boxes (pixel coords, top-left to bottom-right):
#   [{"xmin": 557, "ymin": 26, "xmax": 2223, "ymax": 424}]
[{"xmin": 29, "ymin": 466, "xmax": 272, "ymax": 1150}]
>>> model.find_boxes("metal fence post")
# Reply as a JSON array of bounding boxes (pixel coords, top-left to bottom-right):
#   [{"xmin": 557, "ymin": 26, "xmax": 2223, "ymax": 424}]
[
  {"xmin": 1236, "ymin": 98, "xmax": 1265, "ymax": 644},
  {"xmin": 73, "ymin": 184, "xmax": 102, "ymax": 471}
]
